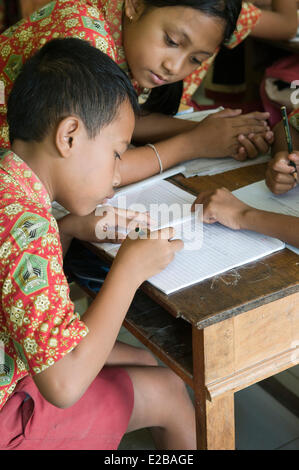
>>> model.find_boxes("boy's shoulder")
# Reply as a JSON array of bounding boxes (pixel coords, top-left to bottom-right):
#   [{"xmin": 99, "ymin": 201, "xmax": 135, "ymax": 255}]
[{"xmin": 0, "ymin": 150, "xmax": 61, "ymax": 263}]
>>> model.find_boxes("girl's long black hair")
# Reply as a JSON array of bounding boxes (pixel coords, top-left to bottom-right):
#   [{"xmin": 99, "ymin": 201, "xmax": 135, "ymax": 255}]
[
  {"xmin": 140, "ymin": 0, "xmax": 242, "ymax": 115},
  {"xmin": 3, "ymin": 0, "xmax": 20, "ymax": 30}
]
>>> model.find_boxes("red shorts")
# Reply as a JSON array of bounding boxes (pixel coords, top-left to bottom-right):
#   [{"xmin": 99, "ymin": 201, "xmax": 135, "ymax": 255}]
[{"xmin": 0, "ymin": 367, "xmax": 134, "ymax": 450}]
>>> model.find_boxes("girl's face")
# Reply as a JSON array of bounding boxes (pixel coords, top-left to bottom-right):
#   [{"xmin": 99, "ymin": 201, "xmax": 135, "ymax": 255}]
[{"xmin": 123, "ymin": 4, "xmax": 225, "ymax": 89}]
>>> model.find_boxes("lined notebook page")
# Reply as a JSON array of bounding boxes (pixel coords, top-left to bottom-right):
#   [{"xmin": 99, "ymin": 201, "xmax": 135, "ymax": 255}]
[
  {"xmin": 109, "ymin": 179, "xmax": 196, "ymax": 230},
  {"xmin": 148, "ymin": 222, "xmax": 284, "ymax": 294},
  {"xmin": 95, "ymin": 180, "xmax": 285, "ymax": 295}
]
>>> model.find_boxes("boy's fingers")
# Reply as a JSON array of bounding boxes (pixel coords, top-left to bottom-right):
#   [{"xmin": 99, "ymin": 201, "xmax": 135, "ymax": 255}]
[
  {"xmin": 267, "ymin": 182, "xmax": 295, "ymax": 195},
  {"xmin": 157, "ymin": 226, "xmax": 176, "ymax": 240},
  {"xmin": 115, "ymin": 207, "xmax": 149, "ymax": 222},
  {"xmin": 271, "ymin": 159, "xmax": 296, "ymax": 174}
]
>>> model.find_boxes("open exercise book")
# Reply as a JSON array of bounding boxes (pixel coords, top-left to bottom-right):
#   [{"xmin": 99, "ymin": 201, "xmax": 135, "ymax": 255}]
[{"xmin": 95, "ymin": 177, "xmax": 285, "ymax": 295}]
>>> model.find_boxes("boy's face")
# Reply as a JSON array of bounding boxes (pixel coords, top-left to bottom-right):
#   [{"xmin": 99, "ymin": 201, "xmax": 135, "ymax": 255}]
[
  {"xmin": 59, "ymin": 99, "xmax": 135, "ymax": 216},
  {"xmin": 123, "ymin": 5, "xmax": 225, "ymax": 89}
]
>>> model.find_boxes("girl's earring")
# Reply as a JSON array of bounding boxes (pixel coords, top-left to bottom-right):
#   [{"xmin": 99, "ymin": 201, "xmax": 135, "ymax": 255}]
[{"xmin": 129, "ymin": 15, "xmax": 133, "ymax": 21}]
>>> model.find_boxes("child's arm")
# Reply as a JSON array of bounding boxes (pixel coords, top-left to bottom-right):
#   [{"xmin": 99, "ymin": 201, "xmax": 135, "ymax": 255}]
[
  {"xmin": 33, "ymin": 229, "xmax": 183, "ymax": 408},
  {"xmin": 266, "ymin": 119, "xmax": 299, "ymax": 194},
  {"xmin": 251, "ymin": 0, "xmax": 298, "ymax": 40},
  {"xmin": 57, "ymin": 207, "xmax": 150, "ymax": 256},
  {"xmin": 120, "ymin": 109, "xmax": 271, "ymax": 186},
  {"xmin": 192, "ymin": 187, "xmax": 299, "ymax": 248}
]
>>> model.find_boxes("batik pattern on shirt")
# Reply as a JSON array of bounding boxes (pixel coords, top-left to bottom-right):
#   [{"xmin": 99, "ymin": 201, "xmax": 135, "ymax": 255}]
[
  {"xmin": 0, "ymin": 150, "xmax": 88, "ymax": 410},
  {"xmin": 0, "ymin": 0, "xmax": 261, "ymax": 147}
]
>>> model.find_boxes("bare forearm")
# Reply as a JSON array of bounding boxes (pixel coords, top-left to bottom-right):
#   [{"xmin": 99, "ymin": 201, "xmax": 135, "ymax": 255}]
[
  {"xmin": 120, "ymin": 131, "xmax": 197, "ymax": 185},
  {"xmin": 241, "ymin": 207, "xmax": 299, "ymax": 247},
  {"xmin": 34, "ymin": 263, "xmax": 139, "ymax": 408}
]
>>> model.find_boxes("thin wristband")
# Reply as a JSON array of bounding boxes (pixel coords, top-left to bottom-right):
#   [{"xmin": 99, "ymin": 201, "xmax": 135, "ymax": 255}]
[{"xmin": 146, "ymin": 143, "xmax": 163, "ymax": 174}]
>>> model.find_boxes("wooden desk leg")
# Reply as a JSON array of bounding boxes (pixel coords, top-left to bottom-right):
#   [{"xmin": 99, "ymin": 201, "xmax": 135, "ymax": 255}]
[{"xmin": 192, "ymin": 327, "xmax": 235, "ymax": 450}]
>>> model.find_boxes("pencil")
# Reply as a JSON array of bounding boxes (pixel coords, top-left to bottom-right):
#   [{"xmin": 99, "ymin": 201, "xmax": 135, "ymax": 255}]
[{"xmin": 281, "ymin": 106, "xmax": 297, "ymax": 182}]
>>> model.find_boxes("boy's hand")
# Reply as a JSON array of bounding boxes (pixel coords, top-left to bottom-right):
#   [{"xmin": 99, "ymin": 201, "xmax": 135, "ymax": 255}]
[
  {"xmin": 266, "ymin": 151, "xmax": 299, "ymax": 195},
  {"xmin": 193, "ymin": 109, "xmax": 270, "ymax": 159},
  {"xmin": 192, "ymin": 187, "xmax": 251, "ymax": 230},
  {"xmin": 112, "ymin": 227, "xmax": 184, "ymax": 285},
  {"xmin": 58, "ymin": 207, "xmax": 150, "ymax": 244}
]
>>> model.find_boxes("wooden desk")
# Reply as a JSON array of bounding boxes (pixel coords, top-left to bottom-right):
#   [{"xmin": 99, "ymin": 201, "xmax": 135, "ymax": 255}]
[{"xmin": 70, "ymin": 163, "xmax": 299, "ymax": 450}]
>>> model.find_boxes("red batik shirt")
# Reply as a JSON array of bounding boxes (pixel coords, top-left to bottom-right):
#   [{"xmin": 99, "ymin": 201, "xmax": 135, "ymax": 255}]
[
  {"xmin": 0, "ymin": 150, "xmax": 88, "ymax": 410},
  {"xmin": 0, "ymin": 0, "xmax": 261, "ymax": 147}
]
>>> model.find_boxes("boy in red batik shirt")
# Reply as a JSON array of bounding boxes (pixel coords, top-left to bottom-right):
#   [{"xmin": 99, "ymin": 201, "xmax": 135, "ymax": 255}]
[{"xmin": 0, "ymin": 38, "xmax": 195, "ymax": 450}]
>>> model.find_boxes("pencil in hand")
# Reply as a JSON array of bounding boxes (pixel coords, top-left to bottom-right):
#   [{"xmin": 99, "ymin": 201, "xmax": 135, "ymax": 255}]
[{"xmin": 281, "ymin": 106, "xmax": 297, "ymax": 182}]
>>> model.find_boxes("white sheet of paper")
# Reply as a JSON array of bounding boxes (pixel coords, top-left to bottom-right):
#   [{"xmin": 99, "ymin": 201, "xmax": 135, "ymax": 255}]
[{"xmin": 148, "ymin": 223, "xmax": 284, "ymax": 294}]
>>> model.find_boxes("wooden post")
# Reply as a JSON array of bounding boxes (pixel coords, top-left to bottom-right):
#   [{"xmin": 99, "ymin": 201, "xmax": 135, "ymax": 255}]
[{"xmin": 192, "ymin": 327, "xmax": 235, "ymax": 450}]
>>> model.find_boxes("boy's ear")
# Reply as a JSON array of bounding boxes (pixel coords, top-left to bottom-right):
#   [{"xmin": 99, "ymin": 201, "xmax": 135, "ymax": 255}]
[
  {"xmin": 55, "ymin": 117, "xmax": 80, "ymax": 158},
  {"xmin": 124, "ymin": 0, "xmax": 145, "ymax": 21}
]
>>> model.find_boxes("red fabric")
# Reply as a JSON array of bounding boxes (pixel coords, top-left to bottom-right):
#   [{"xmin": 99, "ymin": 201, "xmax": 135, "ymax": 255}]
[
  {"xmin": 260, "ymin": 55, "xmax": 299, "ymax": 128},
  {"xmin": 0, "ymin": 151, "xmax": 88, "ymax": 410},
  {"xmin": 0, "ymin": 367, "xmax": 134, "ymax": 450}
]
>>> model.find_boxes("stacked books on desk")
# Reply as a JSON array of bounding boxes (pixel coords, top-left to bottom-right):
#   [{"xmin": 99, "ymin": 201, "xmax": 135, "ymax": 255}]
[{"xmin": 95, "ymin": 176, "xmax": 286, "ymax": 295}]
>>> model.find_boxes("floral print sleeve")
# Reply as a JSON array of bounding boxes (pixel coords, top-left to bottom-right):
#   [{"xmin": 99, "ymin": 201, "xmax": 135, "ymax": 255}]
[
  {"xmin": 0, "ymin": 150, "xmax": 88, "ymax": 410},
  {"xmin": 181, "ymin": 2, "xmax": 262, "ymax": 104},
  {"xmin": 0, "ymin": 0, "xmax": 117, "ymax": 148}
]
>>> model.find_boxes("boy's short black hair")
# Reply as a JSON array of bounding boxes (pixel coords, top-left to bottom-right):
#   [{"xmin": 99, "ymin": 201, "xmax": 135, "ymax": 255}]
[{"xmin": 7, "ymin": 38, "xmax": 139, "ymax": 144}]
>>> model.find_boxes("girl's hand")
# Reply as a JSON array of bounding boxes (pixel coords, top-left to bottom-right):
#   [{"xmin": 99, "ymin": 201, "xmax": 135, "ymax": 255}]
[
  {"xmin": 190, "ymin": 109, "xmax": 270, "ymax": 159},
  {"xmin": 236, "ymin": 130, "xmax": 274, "ymax": 161},
  {"xmin": 192, "ymin": 187, "xmax": 251, "ymax": 230},
  {"xmin": 266, "ymin": 151, "xmax": 299, "ymax": 195},
  {"xmin": 112, "ymin": 227, "xmax": 184, "ymax": 285},
  {"xmin": 58, "ymin": 207, "xmax": 151, "ymax": 244}
]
